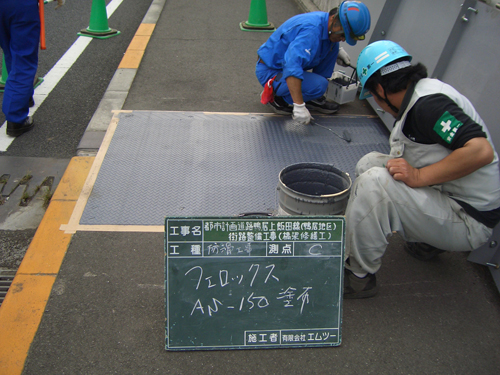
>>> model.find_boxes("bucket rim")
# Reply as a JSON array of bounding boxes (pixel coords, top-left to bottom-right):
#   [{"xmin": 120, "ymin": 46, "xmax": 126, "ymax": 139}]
[{"xmin": 278, "ymin": 162, "xmax": 352, "ymax": 198}]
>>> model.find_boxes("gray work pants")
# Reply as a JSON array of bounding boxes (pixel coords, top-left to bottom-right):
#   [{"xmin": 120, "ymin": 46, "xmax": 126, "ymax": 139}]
[{"xmin": 345, "ymin": 152, "xmax": 492, "ymax": 274}]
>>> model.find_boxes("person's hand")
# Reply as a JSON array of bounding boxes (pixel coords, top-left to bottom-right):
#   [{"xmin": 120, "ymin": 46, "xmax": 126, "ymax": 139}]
[
  {"xmin": 337, "ymin": 47, "xmax": 351, "ymax": 67},
  {"xmin": 55, "ymin": 0, "xmax": 65, "ymax": 9},
  {"xmin": 386, "ymin": 158, "xmax": 422, "ymax": 187},
  {"xmin": 292, "ymin": 103, "xmax": 312, "ymax": 125}
]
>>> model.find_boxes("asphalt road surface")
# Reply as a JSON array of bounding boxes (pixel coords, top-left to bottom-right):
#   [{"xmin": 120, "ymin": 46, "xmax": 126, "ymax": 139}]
[{"xmin": 0, "ymin": 0, "xmax": 154, "ymax": 271}]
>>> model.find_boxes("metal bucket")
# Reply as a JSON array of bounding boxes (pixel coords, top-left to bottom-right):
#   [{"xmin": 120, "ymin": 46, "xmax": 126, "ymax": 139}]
[{"xmin": 277, "ymin": 163, "xmax": 352, "ymax": 215}]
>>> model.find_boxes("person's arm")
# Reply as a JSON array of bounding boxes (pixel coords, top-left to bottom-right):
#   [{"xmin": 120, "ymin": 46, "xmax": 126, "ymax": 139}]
[
  {"xmin": 286, "ymin": 76, "xmax": 312, "ymax": 124},
  {"xmin": 286, "ymin": 76, "xmax": 304, "ymax": 104},
  {"xmin": 281, "ymin": 26, "xmax": 320, "ymax": 124},
  {"xmin": 385, "ymin": 137, "xmax": 494, "ymax": 188}
]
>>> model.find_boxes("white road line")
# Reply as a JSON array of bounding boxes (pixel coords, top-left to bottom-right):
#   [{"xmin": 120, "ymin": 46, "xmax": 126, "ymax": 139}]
[{"xmin": 0, "ymin": 0, "xmax": 125, "ymax": 151}]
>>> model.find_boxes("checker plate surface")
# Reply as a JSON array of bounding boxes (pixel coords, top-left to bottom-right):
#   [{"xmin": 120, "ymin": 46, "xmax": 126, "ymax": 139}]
[{"xmin": 80, "ymin": 112, "xmax": 390, "ymax": 225}]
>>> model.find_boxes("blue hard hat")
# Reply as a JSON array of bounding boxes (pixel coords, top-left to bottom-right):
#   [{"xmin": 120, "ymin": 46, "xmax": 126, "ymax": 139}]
[
  {"xmin": 357, "ymin": 40, "xmax": 412, "ymax": 100},
  {"xmin": 339, "ymin": 1, "xmax": 371, "ymax": 46}
]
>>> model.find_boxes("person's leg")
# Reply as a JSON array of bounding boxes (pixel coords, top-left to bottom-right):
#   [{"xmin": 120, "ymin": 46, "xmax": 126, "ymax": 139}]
[
  {"xmin": 255, "ymin": 62, "xmax": 292, "ymax": 113},
  {"xmin": 2, "ymin": 0, "xmax": 40, "ymax": 124},
  {"xmin": 0, "ymin": 2, "xmax": 15, "ymax": 69},
  {"xmin": 255, "ymin": 60, "xmax": 279, "ymax": 87},
  {"xmin": 273, "ymin": 71, "xmax": 328, "ymax": 104},
  {"xmin": 274, "ymin": 72, "xmax": 338, "ymax": 114},
  {"xmin": 354, "ymin": 151, "xmax": 392, "ymax": 176},
  {"xmin": 345, "ymin": 167, "xmax": 492, "ymax": 275}
]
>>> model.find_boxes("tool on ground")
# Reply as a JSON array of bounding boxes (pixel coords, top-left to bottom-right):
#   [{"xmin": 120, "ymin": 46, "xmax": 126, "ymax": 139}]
[{"xmin": 312, "ymin": 121, "xmax": 351, "ymax": 143}]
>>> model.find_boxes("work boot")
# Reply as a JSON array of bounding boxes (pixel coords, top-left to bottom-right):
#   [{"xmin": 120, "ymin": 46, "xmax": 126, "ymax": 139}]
[
  {"xmin": 269, "ymin": 95, "xmax": 293, "ymax": 115},
  {"xmin": 6, "ymin": 117, "xmax": 35, "ymax": 137},
  {"xmin": 306, "ymin": 96, "xmax": 339, "ymax": 114},
  {"xmin": 344, "ymin": 268, "xmax": 378, "ymax": 299},
  {"xmin": 404, "ymin": 242, "xmax": 445, "ymax": 261}
]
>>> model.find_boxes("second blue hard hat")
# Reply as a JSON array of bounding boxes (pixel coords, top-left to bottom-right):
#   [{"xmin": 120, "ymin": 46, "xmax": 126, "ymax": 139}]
[{"xmin": 339, "ymin": 1, "xmax": 371, "ymax": 46}]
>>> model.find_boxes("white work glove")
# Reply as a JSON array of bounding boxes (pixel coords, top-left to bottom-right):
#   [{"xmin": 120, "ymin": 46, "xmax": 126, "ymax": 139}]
[
  {"xmin": 292, "ymin": 103, "xmax": 312, "ymax": 125},
  {"xmin": 55, "ymin": 0, "xmax": 66, "ymax": 9},
  {"xmin": 336, "ymin": 47, "xmax": 351, "ymax": 67}
]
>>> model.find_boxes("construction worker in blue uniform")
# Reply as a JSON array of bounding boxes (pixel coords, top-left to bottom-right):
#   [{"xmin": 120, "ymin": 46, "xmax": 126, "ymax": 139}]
[
  {"xmin": 0, "ymin": 0, "xmax": 40, "ymax": 137},
  {"xmin": 343, "ymin": 40, "xmax": 500, "ymax": 298},
  {"xmin": 256, "ymin": 1, "xmax": 371, "ymax": 125}
]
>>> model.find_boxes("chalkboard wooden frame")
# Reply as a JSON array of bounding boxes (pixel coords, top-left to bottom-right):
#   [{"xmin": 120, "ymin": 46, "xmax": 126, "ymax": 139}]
[{"xmin": 165, "ymin": 216, "xmax": 345, "ymax": 351}]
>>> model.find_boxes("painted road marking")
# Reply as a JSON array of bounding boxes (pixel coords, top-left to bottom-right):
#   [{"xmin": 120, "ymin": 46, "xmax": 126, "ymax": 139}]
[
  {"xmin": 118, "ymin": 24, "xmax": 155, "ymax": 69},
  {"xmin": 0, "ymin": 2, "xmax": 162, "ymax": 372},
  {"xmin": 0, "ymin": 0, "xmax": 126, "ymax": 152},
  {"xmin": 0, "ymin": 156, "xmax": 93, "ymax": 374}
]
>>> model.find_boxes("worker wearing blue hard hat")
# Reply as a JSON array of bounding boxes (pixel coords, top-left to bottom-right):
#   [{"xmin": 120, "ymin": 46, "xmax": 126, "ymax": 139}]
[
  {"xmin": 256, "ymin": 1, "xmax": 371, "ymax": 125},
  {"xmin": 343, "ymin": 40, "xmax": 500, "ymax": 298}
]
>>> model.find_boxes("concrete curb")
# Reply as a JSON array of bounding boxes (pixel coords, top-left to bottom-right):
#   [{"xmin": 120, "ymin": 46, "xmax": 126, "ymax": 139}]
[{"xmin": 76, "ymin": 0, "xmax": 167, "ymax": 156}]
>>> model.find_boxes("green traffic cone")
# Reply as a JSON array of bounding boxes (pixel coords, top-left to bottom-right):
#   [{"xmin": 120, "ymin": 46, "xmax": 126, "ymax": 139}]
[
  {"xmin": 240, "ymin": 0, "xmax": 275, "ymax": 32},
  {"xmin": 78, "ymin": 0, "xmax": 120, "ymax": 39},
  {"xmin": 0, "ymin": 55, "xmax": 7, "ymax": 92}
]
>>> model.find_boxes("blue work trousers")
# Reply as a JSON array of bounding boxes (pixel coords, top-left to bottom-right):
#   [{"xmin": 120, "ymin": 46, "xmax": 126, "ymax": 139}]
[
  {"xmin": 255, "ymin": 61, "xmax": 328, "ymax": 105},
  {"xmin": 0, "ymin": 0, "xmax": 40, "ymax": 123}
]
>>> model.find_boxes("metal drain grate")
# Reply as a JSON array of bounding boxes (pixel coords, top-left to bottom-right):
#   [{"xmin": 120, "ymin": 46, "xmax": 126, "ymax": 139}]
[{"xmin": 0, "ymin": 269, "xmax": 16, "ymax": 306}]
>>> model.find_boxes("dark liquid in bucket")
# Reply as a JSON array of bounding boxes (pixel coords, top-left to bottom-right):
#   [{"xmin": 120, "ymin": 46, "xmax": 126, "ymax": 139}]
[
  {"xmin": 278, "ymin": 163, "xmax": 351, "ymax": 215},
  {"xmin": 281, "ymin": 167, "xmax": 349, "ymax": 196}
]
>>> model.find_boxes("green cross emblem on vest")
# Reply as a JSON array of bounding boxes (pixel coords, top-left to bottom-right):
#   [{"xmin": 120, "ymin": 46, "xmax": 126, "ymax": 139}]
[{"xmin": 433, "ymin": 112, "xmax": 463, "ymax": 144}]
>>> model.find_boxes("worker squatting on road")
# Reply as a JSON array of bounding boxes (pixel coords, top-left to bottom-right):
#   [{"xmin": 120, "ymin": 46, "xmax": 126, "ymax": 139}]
[
  {"xmin": 344, "ymin": 40, "xmax": 500, "ymax": 299},
  {"xmin": 255, "ymin": 1, "xmax": 371, "ymax": 125},
  {"xmin": 0, "ymin": 0, "xmax": 64, "ymax": 137}
]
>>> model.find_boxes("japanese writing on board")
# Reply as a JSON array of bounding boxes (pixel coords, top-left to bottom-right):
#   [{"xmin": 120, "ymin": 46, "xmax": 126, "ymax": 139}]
[{"xmin": 165, "ymin": 216, "xmax": 345, "ymax": 351}]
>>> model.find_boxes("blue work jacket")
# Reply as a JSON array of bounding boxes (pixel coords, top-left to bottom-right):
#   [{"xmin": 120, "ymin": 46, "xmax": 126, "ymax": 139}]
[{"xmin": 257, "ymin": 12, "xmax": 339, "ymax": 81}]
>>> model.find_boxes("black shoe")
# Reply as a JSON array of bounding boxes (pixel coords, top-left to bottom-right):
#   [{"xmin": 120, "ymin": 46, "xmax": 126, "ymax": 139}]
[
  {"xmin": 404, "ymin": 242, "xmax": 445, "ymax": 261},
  {"xmin": 7, "ymin": 117, "xmax": 35, "ymax": 137},
  {"xmin": 269, "ymin": 95, "xmax": 293, "ymax": 115},
  {"xmin": 344, "ymin": 268, "xmax": 378, "ymax": 299},
  {"xmin": 306, "ymin": 96, "xmax": 339, "ymax": 114}
]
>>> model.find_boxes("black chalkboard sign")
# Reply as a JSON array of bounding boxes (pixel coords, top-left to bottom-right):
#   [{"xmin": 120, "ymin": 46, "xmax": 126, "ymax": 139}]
[{"xmin": 165, "ymin": 216, "xmax": 345, "ymax": 350}]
